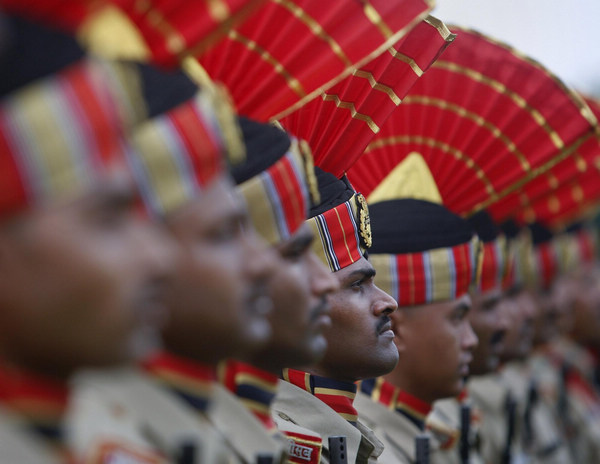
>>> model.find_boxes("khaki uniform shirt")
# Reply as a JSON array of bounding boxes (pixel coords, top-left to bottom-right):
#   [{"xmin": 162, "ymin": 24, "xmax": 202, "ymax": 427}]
[
  {"xmin": 0, "ymin": 406, "xmax": 63, "ymax": 464},
  {"xmin": 353, "ymin": 391, "xmax": 426, "ymax": 464},
  {"xmin": 67, "ymin": 368, "xmax": 286, "ymax": 464},
  {"xmin": 468, "ymin": 375, "xmax": 510, "ymax": 464},
  {"xmin": 547, "ymin": 338, "xmax": 600, "ymax": 463},
  {"xmin": 526, "ymin": 349, "xmax": 572, "ymax": 464},
  {"xmin": 272, "ymin": 381, "xmax": 385, "ymax": 464},
  {"xmin": 427, "ymin": 398, "xmax": 484, "ymax": 464}
]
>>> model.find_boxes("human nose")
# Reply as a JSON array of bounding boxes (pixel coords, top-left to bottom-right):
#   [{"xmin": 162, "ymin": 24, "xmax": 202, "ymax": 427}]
[
  {"xmin": 462, "ymin": 320, "xmax": 479, "ymax": 351},
  {"xmin": 242, "ymin": 227, "xmax": 277, "ymax": 283},
  {"xmin": 372, "ymin": 285, "xmax": 398, "ymax": 317}
]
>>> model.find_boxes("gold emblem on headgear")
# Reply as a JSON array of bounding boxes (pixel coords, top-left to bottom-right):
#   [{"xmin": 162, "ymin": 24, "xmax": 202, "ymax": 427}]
[{"xmin": 355, "ymin": 193, "xmax": 372, "ymax": 249}]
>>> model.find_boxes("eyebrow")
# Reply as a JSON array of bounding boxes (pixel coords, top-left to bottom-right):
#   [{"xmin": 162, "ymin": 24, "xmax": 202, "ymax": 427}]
[{"xmin": 346, "ymin": 267, "xmax": 377, "ymax": 281}]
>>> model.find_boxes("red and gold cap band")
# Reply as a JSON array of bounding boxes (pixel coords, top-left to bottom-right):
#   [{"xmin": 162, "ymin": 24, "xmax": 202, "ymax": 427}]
[
  {"xmin": 0, "ymin": 58, "xmax": 130, "ymax": 218},
  {"xmin": 369, "ymin": 235, "xmax": 480, "ymax": 306},
  {"xmin": 478, "ymin": 236, "xmax": 508, "ymax": 293},
  {"xmin": 308, "ymin": 193, "xmax": 371, "ymax": 272},
  {"xmin": 128, "ymin": 92, "xmax": 227, "ymax": 217},
  {"xmin": 238, "ymin": 137, "xmax": 314, "ymax": 246}
]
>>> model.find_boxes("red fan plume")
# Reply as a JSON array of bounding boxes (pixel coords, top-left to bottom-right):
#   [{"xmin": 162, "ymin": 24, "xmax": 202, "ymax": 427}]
[
  {"xmin": 510, "ymin": 96, "xmax": 600, "ymax": 227},
  {"xmin": 110, "ymin": 0, "xmax": 269, "ymax": 68},
  {"xmin": 346, "ymin": 27, "xmax": 599, "ymax": 216},
  {"xmin": 0, "ymin": 0, "xmax": 101, "ymax": 30},
  {"xmin": 278, "ymin": 16, "xmax": 455, "ymax": 177},
  {"xmin": 194, "ymin": 0, "xmax": 435, "ymax": 121}
]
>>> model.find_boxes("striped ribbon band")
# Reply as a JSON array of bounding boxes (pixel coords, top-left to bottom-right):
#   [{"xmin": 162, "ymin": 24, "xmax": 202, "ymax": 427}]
[
  {"xmin": 0, "ymin": 59, "xmax": 130, "ymax": 217},
  {"xmin": 369, "ymin": 235, "xmax": 480, "ymax": 306},
  {"xmin": 478, "ymin": 236, "xmax": 508, "ymax": 293},
  {"xmin": 283, "ymin": 368, "xmax": 358, "ymax": 425},
  {"xmin": 554, "ymin": 229, "xmax": 596, "ymax": 275},
  {"xmin": 534, "ymin": 241, "xmax": 559, "ymax": 290},
  {"xmin": 128, "ymin": 92, "xmax": 226, "ymax": 217},
  {"xmin": 238, "ymin": 138, "xmax": 313, "ymax": 246},
  {"xmin": 308, "ymin": 192, "xmax": 371, "ymax": 272}
]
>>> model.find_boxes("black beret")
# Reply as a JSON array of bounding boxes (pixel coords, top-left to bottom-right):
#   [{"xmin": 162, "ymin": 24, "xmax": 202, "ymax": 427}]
[
  {"xmin": 499, "ymin": 219, "xmax": 520, "ymax": 240},
  {"xmin": 137, "ymin": 63, "xmax": 198, "ymax": 119},
  {"xmin": 0, "ymin": 14, "xmax": 84, "ymax": 96},
  {"xmin": 230, "ymin": 117, "xmax": 291, "ymax": 185},
  {"xmin": 309, "ymin": 167, "xmax": 355, "ymax": 218},
  {"xmin": 565, "ymin": 221, "xmax": 584, "ymax": 234},
  {"xmin": 528, "ymin": 221, "xmax": 553, "ymax": 245},
  {"xmin": 369, "ymin": 198, "xmax": 474, "ymax": 254},
  {"xmin": 467, "ymin": 210, "xmax": 499, "ymax": 243}
]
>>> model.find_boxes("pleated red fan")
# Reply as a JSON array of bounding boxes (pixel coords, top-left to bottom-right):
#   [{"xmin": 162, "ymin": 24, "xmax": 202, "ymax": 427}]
[
  {"xmin": 278, "ymin": 16, "xmax": 455, "ymax": 177},
  {"xmin": 0, "ymin": 0, "xmax": 100, "ymax": 31},
  {"xmin": 346, "ymin": 27, "xmax": 599, "ymax": 217},
  {"xmin": 509, "ymin": 96, "xmax": 600, "ymax": 227},
  {"xmin": 112, "ymin": 0, "xmax": 268, "ymax": 68},
  {"xmin": 194, "ymin": 0, "xmax": 435, "ymax": 121}
]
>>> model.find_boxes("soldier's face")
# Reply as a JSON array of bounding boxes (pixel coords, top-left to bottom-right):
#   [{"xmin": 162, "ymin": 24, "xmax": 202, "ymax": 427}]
[
  {"xmin": 500, "ymin": 288, "xmax": 536, "ymax": 361},
  {"xmin": 250, "ymin": 224, "xmax": 339, "ymax": 371},
  {"xmin": 467, "ymin": 288, "xmax": 508, "ymax": 376},
  {"xmin": 570, "ymin": 266, "xmax": 600, "ymax": 346},
  {"xmin": 0, "ymin": 169, "xmax": 175, "ymax": 378},
  {"xmin": 394, "ymin": 295, "xmax": 477, "ymax": 403},
  {"xmin": 162, "ymin": 176, "xmax": 277, "ymax": 365},
  {"xmin": 309, "ymin": 257, "xmax": 398, "ymax": 382}
]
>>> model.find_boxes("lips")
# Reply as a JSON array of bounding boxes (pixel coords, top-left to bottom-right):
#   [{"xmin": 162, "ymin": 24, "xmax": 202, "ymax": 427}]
[{"xmin": 377, "ymin": 317, "xmax": 393, "ymax": 337}]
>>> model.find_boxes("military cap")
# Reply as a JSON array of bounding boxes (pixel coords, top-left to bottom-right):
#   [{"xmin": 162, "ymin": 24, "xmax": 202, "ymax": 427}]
[
  {"xmin": 528, "ymin": 222, "xmax": 559, "ymax": 290},
  {"xmin": 553, "ymin": 222, "xmax": 596, "ymax": 276},
  {"xmin": 232, "ymin": 117, "xmax": 318, "ymax": 246},
  {"xmin": 307, "ymin": 168, "xmax": 371, "ymax": 272},
  {"xmin": 368, "ymin": 198, "xmax": 479, "ymax": 306},
  {"xmin": 0, "ymin": 15, "xmax": 135, "ymax": 219},
  {"xmin": 121, "ymin": 62, "xmax": 245, "ymax": 218}
]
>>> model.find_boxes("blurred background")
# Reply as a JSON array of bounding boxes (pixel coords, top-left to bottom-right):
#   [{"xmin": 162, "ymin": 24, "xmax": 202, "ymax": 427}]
[{"xmin": 434, "ymin": 0, "xmax": 600, "ymax": 97}]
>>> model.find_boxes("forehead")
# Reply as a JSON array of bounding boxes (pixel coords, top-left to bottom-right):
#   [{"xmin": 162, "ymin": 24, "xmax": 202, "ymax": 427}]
[{"xmin": 333, "ymin": 256, "xmax": 372, "ymax": 280}]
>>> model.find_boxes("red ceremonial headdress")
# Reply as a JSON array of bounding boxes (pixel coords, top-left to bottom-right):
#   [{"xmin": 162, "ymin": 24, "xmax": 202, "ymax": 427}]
[
  {"xmin": 346, "ymin": 27, "xmax": 599, "ymax": 219},
  {"xmin": 278, "ymin": 15, "xmax": 455, "ymax": 177}
]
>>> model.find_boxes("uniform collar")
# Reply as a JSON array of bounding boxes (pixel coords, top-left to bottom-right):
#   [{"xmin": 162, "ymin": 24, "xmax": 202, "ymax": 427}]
[
  {"xmin": 142, "ymin": 351, "xmax": 216, "ymax": 413},
  {"xmin": 360, "ymin": 377, "xmax": 431, "ymax": 430},
  {"xmin": 0, "ymin": 361, "xmax": 70, "ymax": 457},
  {"xmin": 283, "ymin": 368, "xmax": 358, "ymax": 425},
  {"xmin": 220, "ymin": 360, "xmax": 279, "ymax": 431}
]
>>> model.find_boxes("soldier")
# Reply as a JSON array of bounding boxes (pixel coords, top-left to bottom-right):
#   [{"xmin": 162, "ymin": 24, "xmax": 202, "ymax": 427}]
[
  {"xmin": 68, "ymin": 72, "xmax": 283, "ymax": 463},
  {"xmin": 353, "ymin": 196, "xmax": 479, "ymax": 464},
  {"xmin": 271, "ymin": 169, "xmax": 399, "ymax": 464},
  {"xmin": 0, "ymin": 15, "xmax": 175, "ymax": 463},
  {"xmin": 428, "ymin": 210, "xmax": 509, "ymax": 464},
  {"xmin": 219, "ymin": 117, "xmax": 339, "ymax": 463}
]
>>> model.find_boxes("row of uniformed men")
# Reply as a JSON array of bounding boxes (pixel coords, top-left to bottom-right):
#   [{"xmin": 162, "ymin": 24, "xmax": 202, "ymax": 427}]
[{"xmin": 3, "ymin": 9, "xmax": 600, "ymax": 464}]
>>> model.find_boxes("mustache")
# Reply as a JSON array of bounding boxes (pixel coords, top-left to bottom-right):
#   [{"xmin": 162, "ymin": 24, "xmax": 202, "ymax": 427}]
[
  {"xmin": 490, "ymin": 329, "xmax": 506, "ymax": 346},
  {"xmin": 309, "ymin": 297, "xmax": 330, "ymax": 322},
  {"xmin": 375, "ymin": 315, "xmax": 392, "ymax": 335}
]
